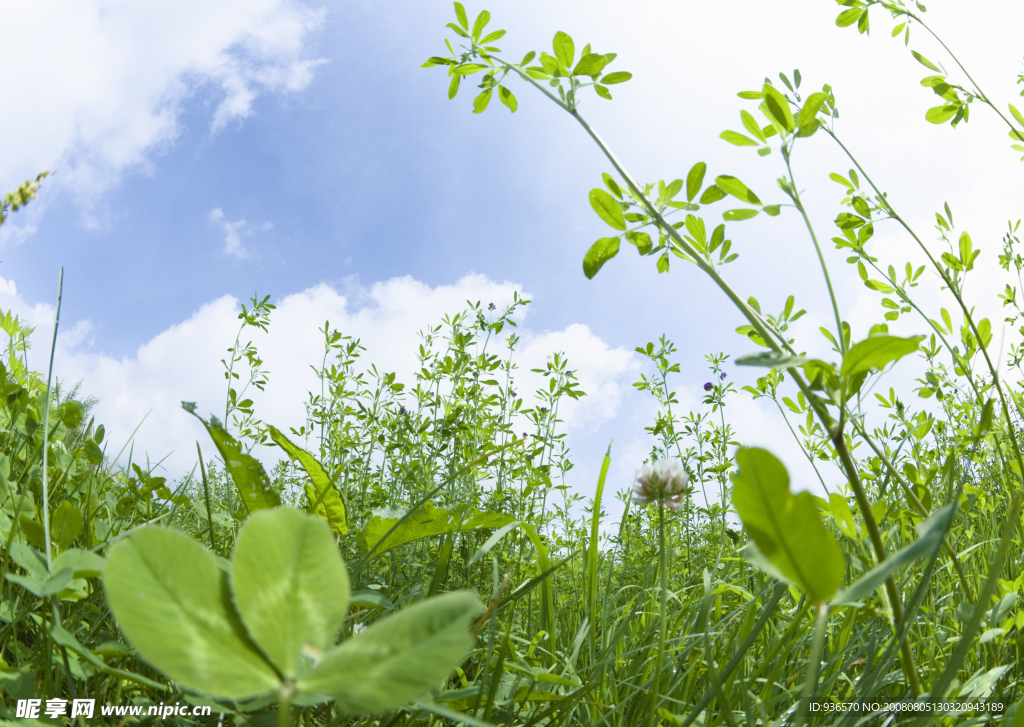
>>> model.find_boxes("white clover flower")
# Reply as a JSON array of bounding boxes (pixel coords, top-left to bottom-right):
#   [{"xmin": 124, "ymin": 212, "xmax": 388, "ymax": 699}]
[{"xmin": 633, "ymin": 458, "xmax": 689, "ymax": 510}]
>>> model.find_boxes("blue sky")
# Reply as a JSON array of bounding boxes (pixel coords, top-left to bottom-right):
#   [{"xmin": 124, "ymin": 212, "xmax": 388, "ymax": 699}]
[{"xmin": 0, "ymin": 0, "xmax": 1021, "ymax": 510}]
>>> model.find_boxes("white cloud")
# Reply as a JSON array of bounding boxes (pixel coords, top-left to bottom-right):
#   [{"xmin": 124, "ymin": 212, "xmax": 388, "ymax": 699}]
[
  {"xmin": 209, "ymin": 208, "xmax": 251, "ymax": 258},
  {"xmin": 0, "ymin": 0, "xmax": 326, "ymax": 212},
  {"xmin": 0, "ymin": 273, "xmax": 640, "ymax": 483}
]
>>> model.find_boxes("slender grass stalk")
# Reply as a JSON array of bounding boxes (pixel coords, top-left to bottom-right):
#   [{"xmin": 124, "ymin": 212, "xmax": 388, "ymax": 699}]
[
  {"xmin": 645, "ymin": 502, "xmax": 669, "ymax": 727},
  {"xmin": 40, "ymin": 267, "xmax": 64, "ymax": 570}
]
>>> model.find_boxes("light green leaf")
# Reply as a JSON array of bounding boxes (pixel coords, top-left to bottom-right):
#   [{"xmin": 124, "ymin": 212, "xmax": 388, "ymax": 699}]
[
  {"xmin": 720, "ymin": 130, "xmax": 758, "ymax": 147},
  {"xmin": 735, "ymin": 352, "xmax": 809, "ymax": 369},
  {"xmin": 268, "ymin": 426, "xmax": 348, "ymax": 535},
  {"xmin": 699, "ymin": 185, "xmax": 726, "ymax": 205},
  {"xmin": 600, "ymin": 71, "xmax": 632, "ymax": 85},
  {"xmin": 472, "ymin": 88, "xmax": 492, "ymax": 114},
  {"xmin": 104, "ymin": 527, "xmax": 279, "ymax": 698},
  {"xmin": 686, "ymin": 162, "xmax": 706, "ymax": 203},
  {"xmin": 715, "ymin": 175, "xmax": 761, "ymax": 205},
  {"xmin": 588, "ymin": 188, "xmax": 626, "ymax": 230},
  {"xmin": 470, "ymin": 10, "xmax": 490, "ymax": 41},
  {"xmin": 52, "ymin": 548, "xmax": 105, "ymax": 579},
  {"xmin": 840, "ymin": 334, "xmax": 923, "ymax": 378},
  {"xmin": 452, "ymin": 64, "xmax": 487, "ymax": 75},
  {"xmin": 740, "ymin": 110, "xmax": 766, "ymax": 141},
  {"xmin": 452, "ymin": 2, "xmax": 468, "ymax": 30},
  {"xmin": 184, "ymin": 408, "xmax": 280, "ymax": 514},
  {"xmin": 723, "ymin": 209, "xmax": 759, "ymax": 221},
  {"xmin": 836, "ymin": 7, "xmax": 863, "ymax": 27},
  {"xmin": 359, "ymin": 501, "xmax": 515, "ymax": 559},
  {"xmin": 572, "ymin": 53, "xmax": 607, "ymax": 77},
  {"xmin": 1010, "ymin": 104, "xmax": 1024, "ymax": 128},
  {"xmin": 296, "ymin": 591, "xmax": 484, "ymax": 713},
  {"xmin": 552, "ymin": 31, "xmax": 574, "ymax": 69},
  {"xmin": 926, "ymin": 105, "xmax": 958, "ymax": 124},
  {"xmin": 762, "ymin": 84, "xmax": 795, "ymax": 132},
  {"xmin": 911, "ymin": 50, "xmax": 941, "ymax": 72},
  {"xmin": 583, "ymin": 237, "xmax": 620, "ymax": 278},
  {"xmin": 732, "ymin": 447, "xmax": 844, "ymax": 603},
  {"xmin": 232, "ymin": 508, "xmax": 350, "ymax": 678},
  {"xmin": 797, "ymin": 92, "xmax": 827, "ymax": 128},
  {"xmin": 497, "ymin": 85, "xmax": 518, "ymax": 113}
]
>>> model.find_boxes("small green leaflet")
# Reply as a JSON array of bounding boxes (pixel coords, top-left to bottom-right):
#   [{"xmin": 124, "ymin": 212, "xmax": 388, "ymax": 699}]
[
  {"xmin": 589, "ymin": 188, "xmax": 626, "ymax": 230},
  {"xmin": 762, "ymin": 84, "xmax": 795, "ymax": 132},
  {"xmin": 600, "ymin": 71, "xmax": 631, "ymax": 84},
  {"xmin": 926, "ymin": 105, "xmax": 958, "ymax": 124},
  {"xmin": 840, "ymin": 334, "xmax": 924, "ymax": 378},
  {"xmin": 911, "ymin": 50, "xmax": 941, "ymax": 72},
  {"xmin": 552, "ymin": 31, "xmax": 574, "ymax": 69},
  {"xmin": 452, "ymin": 2, "xmax": 468, "ymax": 30},
  {"xmin": 583, "ymin": 237, "xmax": 620, "ymax": 278},
  {"xmin": 720, "ymin": 130, "xmax": 758, "ymax": 147},
  {"xmin": 686, "ymin": 162, "xmax": 706, "ymax": 202},
  {"xmin": 715, "ymin": 175, "xmax": 761, "ymax": 205}
]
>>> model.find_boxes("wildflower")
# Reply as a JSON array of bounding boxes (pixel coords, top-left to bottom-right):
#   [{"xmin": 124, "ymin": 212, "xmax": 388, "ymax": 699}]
[
  {"xmin": 703, "ymin": 381, "xmax": 714, "ymax": 391},
  {"xmin": 510, "ymin": 390, "xmax": 517, "ymax": 397},
  {"xmin": 488, "ymin": 302, "xmax": 496, "ymax": 311},
  {"xmin": 720, "ymin": 371, "xmax": 727, "ymax": 380},
  {"xmin": 398, "ymin": 406, "xmax": 407, "ymax": 415},
  {"xmin": 633, "ymin": 459, "xmax": 689, "ymax": 510},
  {"xmin": 540, "ymin": 406, "xmax": 548, "ymax": 413}
]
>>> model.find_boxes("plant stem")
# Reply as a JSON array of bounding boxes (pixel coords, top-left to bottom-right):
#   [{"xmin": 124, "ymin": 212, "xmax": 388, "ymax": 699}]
[{"xmin": 646, "ymin": 503, "xmax": 669, "ymax": 727}]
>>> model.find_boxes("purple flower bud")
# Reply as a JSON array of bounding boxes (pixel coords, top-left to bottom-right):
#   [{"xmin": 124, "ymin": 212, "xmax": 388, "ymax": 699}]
[
  {"xmin": 398, "ymin": 406, "xmax": 407, "ymax": 415},
  {"xmin": 511, "ymin": 390, "xmax": 517, "ymax": 397},
  {"xmin": 720, "ymin": 372, "xmax": 727, "ymax": 380},
  {"xmin": 488, "ymin": 302, "xmax": 496, "ymax": 311},
  {"xmin": 703, "ymin": 382, "xmax": 714, "ymax": 391},
  {"xmin": 540, "ymin": 406, "xmax": 549, "ymax": 413}
]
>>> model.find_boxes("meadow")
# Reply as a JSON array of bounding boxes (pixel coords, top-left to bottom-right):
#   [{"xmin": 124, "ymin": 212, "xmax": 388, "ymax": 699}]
[{"xmin": 2, "ymin": 0, "xmax": 1024, "ymax": 724}]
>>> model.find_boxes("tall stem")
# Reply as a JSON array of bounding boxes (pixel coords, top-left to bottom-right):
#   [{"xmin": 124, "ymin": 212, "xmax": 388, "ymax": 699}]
[{"xmin": 646, "ymin": 504, "xmax": 669, "ymax": 727}]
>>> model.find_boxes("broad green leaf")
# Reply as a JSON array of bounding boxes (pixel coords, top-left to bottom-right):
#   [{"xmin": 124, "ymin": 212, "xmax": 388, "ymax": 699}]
[
  {"xmin": 552, "ymin": 31, "xmax": 574, "ymax": 69},
  {"xmin": 926, "ymin": 104, "xmax": 958, "ymax": 124},
  {"xmin": 573, "ymin": 53, "xmax": 607, "ymax": 76},
  {"xmin": 594, "ymin": 84, "xmax": 612, "ymax": 100},
  {"xmin": 52, "ymin": 548, "xmax": 105, "ymax": 579},
  {"xmin": 911, "ymin": 50, "xmax": 941, "ymax": 72},
  {"xmin": 699, "ymin": 185, "xmax": 726, "ymax": 204},
  {"xmin": 359, "ymin": 501, "xmax": 515, "ymax": 559},
  {"xmin": 185, "ymin": 408, "xmax": 280, "ymax": 514},
  {"xmin": 732, "ymin": 447, "xmax": 844, "ymax": 603},
  {"xmin": 840, "ymin": 334, "xmax": 923, "ymax": 378},
  {"xmin": 59, "ymin": 400, "xmax": 84, "ymax": 430},
  {"xmin": 762, "ymin": 85, "xmax": 795, "ymax": 132},
  {"xmin": 656, "ymin": 252, "xmax": 669, "ymax": 273},
  {"xmin": 600, "ymin": 71, "xmax": 632, "ymax": 84},
  {"xmin": 472, "ymin": 88, "xmax": 492, "ymax": 114},
  {"xmin": 833, "ymin": 505, "xmax": 953, "ymax": 606},
  {"xmin": 625, "ymin": 230, "xmax": 652, "ymax": 254},
  {"xmin": 269, "ymin": 428, "xmax": 347, "ymax": 535},
  {"xmin": 452, "ymin": 63, "xmax": 487, "ymax": 75},
  {"xmin": 583, "ymin": 237, "xmax": 620, "ymax": 278},
  {"xmin": 51, "ymin": 500, "xmax": 83, "ymax": 548},
  {"xmin": 104, "ymin": 527, "xmax": 279, "ymax": 698},
  {"xmin": 686, "ymin": 162, "xmax": 706, "ymax": 202},
  {"xmin": 589, "ymin": 188, "xmax": 626, "ymax": 230},
  {"xmin": 720, "ymin": 130, "xmax": 758, "ymax": 147},
  {"xmin": 7, "ymin": 568, "xmax": 73, "ymax": 597},
  {"xmin": 715, "ymin": 175, "xmax": 761, "ymax": 205},
  {"xmin": 453, "ymin": 2, "xmax": 468, "ymax": 30},
  {"xmin": 797, "ymin": 92, "xmax": 827, "ymax": 128},
  {"xmin": 1010, "ymin": 104, "xmax": 1024, "ymax": 128},
  {"xmin": 740, "ymin": 110, "xmax": 766, "ymax": 141},
  {"xmin": 296, "ymin": 591, "xmax": 484, "ymax": 713},
  {"xmin": 836, "ymin": 7, "xmax": 863, "ymax": 27},
  {"xmin": 232, "ymin": 508, "xmax": 350, "ymax": 678},
  {"xmin": 723, "ymin": 209, "xmax": 759, "ymax": 221}
]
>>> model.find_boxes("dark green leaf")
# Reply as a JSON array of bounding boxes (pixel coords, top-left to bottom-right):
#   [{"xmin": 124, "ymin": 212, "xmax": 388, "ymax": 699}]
[
  {"xmin": 583, "ymin": 237, "xmax": 621, "ymax": 278},
  {"xmin": 589, "ymin": 188, "xmax": 627, "ymax": 230},
  {"xmin": 359, "ymin": 502, "xmax": 516, "ymax": 558},
  {"xmin": 732, "ymin": 448, "xmax": 844, "ymax": 603},
  {"xmin": 268, "ymin": 426, "xmax": 348, "ymax": 535}
]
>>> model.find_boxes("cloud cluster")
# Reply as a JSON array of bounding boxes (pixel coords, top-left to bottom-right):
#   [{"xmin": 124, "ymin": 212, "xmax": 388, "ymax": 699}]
[{"xmin": 0, "ymin": 0, "xmax": 325, "ymax": 217}]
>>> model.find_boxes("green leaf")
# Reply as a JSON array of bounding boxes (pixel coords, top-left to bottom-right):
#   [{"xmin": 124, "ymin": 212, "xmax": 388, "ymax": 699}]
[
  {"xmin": 686, "ymin": 162, "xmax": 706, "ymax": 203},
  {"xmin": 104, "ymin": 527, "xmax": 280, "ymax": 698},
  {"xmin": 588, "ymin": 188, "xmax": 627, "ymax": 230},
  {"xmin": 479, "ymin": 29, "xmax": 505, "ymax": 45},
  {"xmin": 1009, "ymin": 104, "xmax": 1024, "ymax": 128},
  {"xmin": 723, "ymin": 209, "xmax": 759, "ymax": 221},
  {"xmin": 836, "ymin": 7, "xmax": 863, "ymax": 27},
  {"xmin": 926, "ymin": 105, "xmax": 958, "ymax": 124},
  {"xmin": 735, "ymin": 352, "xmax": 809, "ymax": 369},
  {"xmin": 699, "ymin": 185, "xmax": 726, "ymax": 204},
  {"xmin": 740, "ymin": 110, "xmax": 766, "ymax": 142},
  {"xmin": 470, "ymin": 10, "xmax": 490, "ymax": 41},
  {"xmin": 762, "ymin": 85, "xmax": 795, "ymax": 132},
  {"xmin": 497, "ymin": 85, "xmax": 518, "ymax": 113},
  {"xmin": 602, "ymin": 173, "xmax": 623, "ymax": 199},
  {"xmin": 452, "ymin": 63, "xmax": 487, "ymax": 75},
  {"xmin": 573, "ymin": 53, "xmax": 607, "ymax": 77},
  {"xmin": 52, "ymin": 548, "xmax": 105, "ymax": 579},
  {"xmin": 359, "ymin": 501, "xmax": 515, "ymax": 558},
  {"xmin": 833, "ymin": 505, "xmax": 953, "ymax": 606},
  {"xmin": 840, "ymin": 334, "xmax": 924, "ymax": 378},
  {"xmin": 583, "ymin": 237, "xmax": 620, "ymax": 278},
  {"xmin": 266, "ymin": 428, "xmax": 346, "ymax": 536},
  {"xmin": 797, "ymin": 92, "xmax": 827, "ymax": 128},
  {"xmin": 715, "ymin": 175, "xmax": 762, "ymax": 205},
  {"xmin": 184, "ymin": 408, "xmax": 280, "ymax": 514},
  {"xmin": 448, "ymin": 75, "xmax": 460, "ymax": 100},
  {"xmin": 296, "ymin": 591, "xmax": 483, "ymax": 713},
  {"xmin": 594, "ymin": 84, "xmax": 612, "ymax": 100},
  {"xmin": 625, "ymin": 231, "xmax": 652, "ymax": 254},
  {"xmin": 51, "ymin": 500, "xmax": 83, "ymax": 548},
  {"xmin": 552, "ymin": 31, "xmax": 574, "ymax": 69},
  {"xmin": 232, "ymin": 508, "xmax": 350, "ymax": 678},
  {"xmin": 472, "ymin": 88, "xmax": 493, "ymax": 114},
  {"xmin": 453, "ymin": 2, "xmax": 468, "ymax": 30},
  {"xmin": 600, "ymin": 71, "xmax": 632, "ymax": 85},
  {"xmin": 763, "ymin": 204, "xmax": 781, "ymax": 216},
  {"xmin": 720, "ymin": 130, "xmax": 759, "ymax": 147},
  {"xmin": 732, "ymin": 448, "xmax": 844, "ymax": 604},
  {"xmin": 656, "ymin": 252, "xmax": 669, "ymax": 273},
  {"xmin": 911, "ymin": 50, "xmax": 941, "ymax": 72}
]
